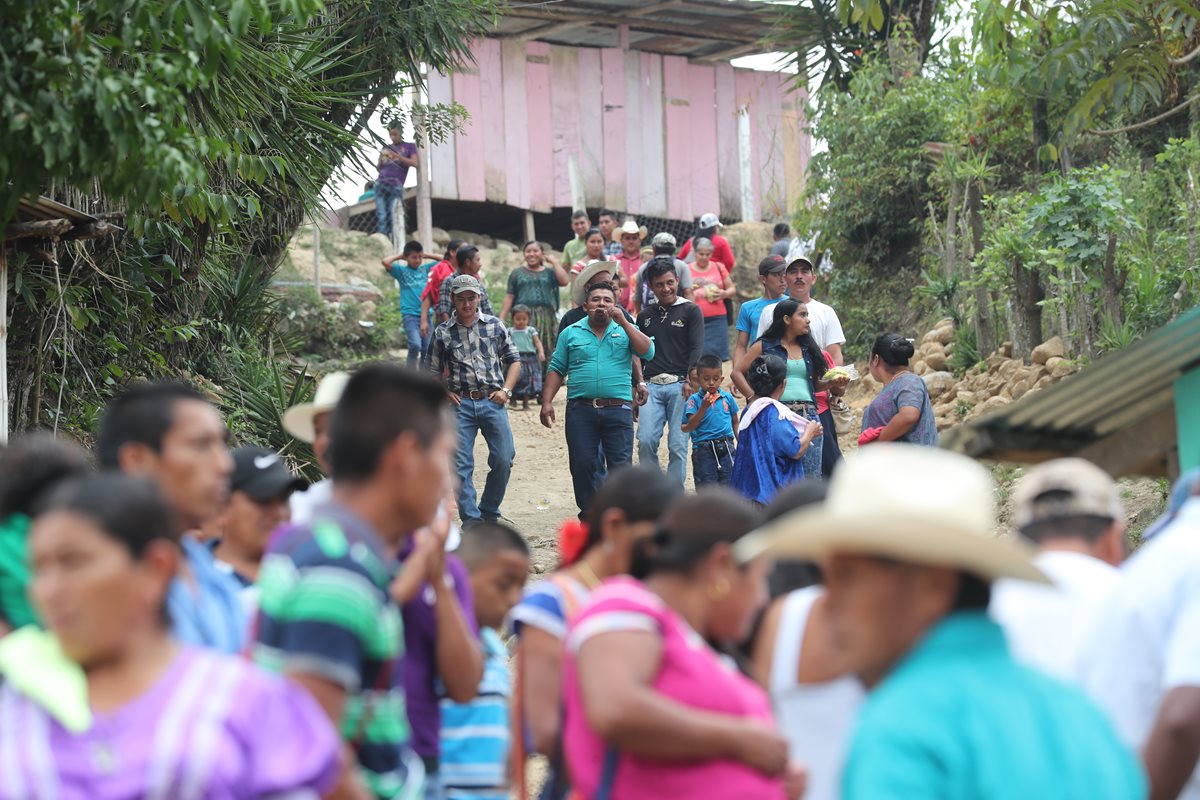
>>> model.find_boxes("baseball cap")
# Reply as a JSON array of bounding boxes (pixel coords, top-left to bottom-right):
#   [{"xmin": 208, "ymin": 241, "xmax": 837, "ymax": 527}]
[
  {"xmin": 231, "ymin": 447, "xmax": 308, "ymax": 501},
  {"xmin": 651, "ymin": 231, "xmax": 676, "ymax": 249},
  {"xmin": 786, "ymin": 255, "xmax": 815, "ymax": 272},
  {"xmin": 1012, "ymin": 458, "xmax": 1125, "ymax": 530},
  {"xmin": 449, "ymin": 274, "xmax": 483, "ymax": 295},
  {"xmin": 758, "ymin": 254, "xmax": 787, "ymax": 275},
  {"xmin": 698, "ymin": 212, "xmax": 723, "ymax": 229}
]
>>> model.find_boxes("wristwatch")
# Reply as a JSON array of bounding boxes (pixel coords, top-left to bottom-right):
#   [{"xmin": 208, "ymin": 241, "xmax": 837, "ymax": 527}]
[{"xmin": 498, "ymin": 387, "xmax": 512, "ymax": 398}]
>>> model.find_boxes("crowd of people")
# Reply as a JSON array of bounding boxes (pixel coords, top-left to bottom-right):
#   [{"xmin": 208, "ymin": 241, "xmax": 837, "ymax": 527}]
[{"xmin": 0, "ymin": 188, "xmax": 1197, "ymax": 800}]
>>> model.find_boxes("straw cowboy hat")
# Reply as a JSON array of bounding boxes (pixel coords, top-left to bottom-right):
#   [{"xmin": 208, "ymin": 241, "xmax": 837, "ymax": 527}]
[
  {"xmin": 571, "ymin": 260, "xmax": 621, "ymax": 306},
  {"xmin": 616, "ymin": 218, "xmax": 648, "ymax": 240},
  {"xmin": 735, "ymin": 445, "xmax": 1049, "ymax": 584},
  {"xmin": 282, "ymin": 371, "xmax": 351, "ymax": 444}
]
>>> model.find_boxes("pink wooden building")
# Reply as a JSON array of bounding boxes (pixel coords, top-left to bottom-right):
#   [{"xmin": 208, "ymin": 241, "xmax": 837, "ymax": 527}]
[{"xmin": 419, "ymin": 0, "xmax": 810, "ymax": 236}]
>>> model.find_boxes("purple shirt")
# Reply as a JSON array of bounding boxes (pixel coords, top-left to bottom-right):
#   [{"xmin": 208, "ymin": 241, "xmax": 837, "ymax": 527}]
[
  {"xmin": 400, "ymin": 552, "xmax": 478, "ymax": 761},
  {"xmin": 0, "ymin": 647, "xmax": 339, "ymax": 799},
  {"xmin": 378, "ymin": 142, "xmax": 416, "ymax": 187}
]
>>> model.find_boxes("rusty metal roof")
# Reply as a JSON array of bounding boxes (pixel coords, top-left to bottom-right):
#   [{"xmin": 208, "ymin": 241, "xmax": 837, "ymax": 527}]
[
  {"xmin": 492, "ymin": 0, "xmax": 782, "ymax": 61},
  {"xmin": 941, "ymin": 305, "xmax": 1200, "ymax": 477}
]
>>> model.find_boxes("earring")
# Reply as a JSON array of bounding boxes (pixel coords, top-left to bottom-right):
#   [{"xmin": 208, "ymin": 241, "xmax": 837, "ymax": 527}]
[{"xmin": 707, "ymin": 577, "xmax": 731, "ymax": 600}]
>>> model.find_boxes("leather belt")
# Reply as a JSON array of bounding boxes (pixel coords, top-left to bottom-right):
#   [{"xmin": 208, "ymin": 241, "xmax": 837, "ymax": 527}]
[
  {"xmin": 648, "ymin": 374, "xmax": 683, "ymax": 385},
  {"xmin": 457, "ymin": 389, "xmax": 491, "ymax": 400},
  {"xmin": 570, "ymin": 398, "xmax": 628, "ymax": 408}
]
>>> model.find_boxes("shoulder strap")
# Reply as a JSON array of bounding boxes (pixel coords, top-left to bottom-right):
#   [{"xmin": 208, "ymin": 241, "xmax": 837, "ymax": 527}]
[{"xmin": 769, "ymin": 588, "xmax": 820, "ymax": 695}]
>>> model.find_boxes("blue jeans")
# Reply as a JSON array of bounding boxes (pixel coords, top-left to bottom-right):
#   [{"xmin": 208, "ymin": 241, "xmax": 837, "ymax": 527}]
[
  {"xmin": 454, "ymin": 398, "xmax": 515, "ymax": 521},
  {"xmin": 784, "ymin": 401, "xmax": 824, "ymax": 480},
  {"xmin": 637, "ymin": 381, "xmax": 688, "ymax": 487},
  {"xmin": 375, "ymin": 181, "xmax": 404, "ymax": 238},
  {"xmin": 565, "ymin": 400, "xmax": 633, "ymax": 514},
  {"xmin": 692, "ymin": 437, "xmax": 735, "ymax": 487},
  {"xmin": 402, "ymin": 313, "xmax": 425, "ymax": 369}
]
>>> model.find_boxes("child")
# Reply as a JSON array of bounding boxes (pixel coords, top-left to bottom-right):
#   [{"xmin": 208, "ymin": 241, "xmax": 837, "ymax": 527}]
[
  {"xmin": 509, "ymin": 304, "xmax": 544, "ymax": 410},
  {"xmin": 383, "ymin": 240, "xmax": 438, "ymax": 369},
  {"xmin": 681, "ymin": 354, "xmax": 739, "ymax": 487},
  {"xmin": 730, "ymin": 354, "xmax": 822, "ymax": 507},
  {"xmin": 439, "ymin": 522, "xmax": 532, "ymax": 800}
]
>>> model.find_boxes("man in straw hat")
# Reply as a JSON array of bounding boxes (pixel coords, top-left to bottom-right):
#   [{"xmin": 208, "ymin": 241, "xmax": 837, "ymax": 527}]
[
  {"xmin": 613, "ymin": 218, "xmax": 647, "ymax": 310},
  {"xmin": 283, "ymin": 370, "xmax": 350, "ymax": 525},
  {"xmin": 735, "ymin": 445, "xmax": 1144, "ymax": 798}
]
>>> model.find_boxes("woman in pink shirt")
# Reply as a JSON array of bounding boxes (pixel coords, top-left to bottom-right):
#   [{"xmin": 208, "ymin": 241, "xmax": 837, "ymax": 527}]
[{"xmin": 562, "ymin": 489, "xmax": 806, "ymax": 800}]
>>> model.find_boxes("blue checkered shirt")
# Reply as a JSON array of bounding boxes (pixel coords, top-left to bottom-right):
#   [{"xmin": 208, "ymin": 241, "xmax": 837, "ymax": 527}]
[
  {"xmin": 602, "ymin": 240, "xmax": 622, "ymax": 258},
  {"xmin": 428, "ymin": 313, "xmax": 521, "ymax": 394}
]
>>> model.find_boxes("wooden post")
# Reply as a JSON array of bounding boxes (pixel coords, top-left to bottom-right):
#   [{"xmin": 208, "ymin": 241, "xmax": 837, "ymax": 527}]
[
  {"xmin": 524, "ymin": 210, "xmax": 536, "ymax": 243},
  {"xmin": 416, "ymin": 82, "xmax": 434, "ymax": 253},
  {"xmin": 1, "ymin": 246, "xmax": 8, "ymax": 445},
  {"xmin": 737, "ymin": 106, "xmax": 756, "ymax": 222},
  {"xmin": 312, "ymin": 217, "xmax": 321, "ymax": 291}
]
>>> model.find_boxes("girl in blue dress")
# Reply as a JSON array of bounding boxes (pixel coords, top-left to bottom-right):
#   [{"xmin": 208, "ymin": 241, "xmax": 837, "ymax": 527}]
[{"xmin": 730, "ymin": 354, "xmax": 823, "ymax": 507}]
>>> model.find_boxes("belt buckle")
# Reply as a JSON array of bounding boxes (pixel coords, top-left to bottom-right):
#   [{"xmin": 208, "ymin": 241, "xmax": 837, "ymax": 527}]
[{"xmin": 591, "ymin": 398, "xmax": 605, "ymax": 409}]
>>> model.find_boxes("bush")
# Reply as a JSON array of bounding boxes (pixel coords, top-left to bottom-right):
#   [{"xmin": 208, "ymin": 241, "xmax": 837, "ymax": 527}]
[{"xmin": 276, "ymin": 286, "xmax": 404, "ymax": 362}]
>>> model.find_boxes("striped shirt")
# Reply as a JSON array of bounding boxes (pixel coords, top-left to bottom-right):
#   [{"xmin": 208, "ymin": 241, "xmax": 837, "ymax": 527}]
[
  {"xmin": 254, "ymin": 503, "xmax": 423, "ymax": 800},
  {"xmin": 439, "ymin": 627, "xmax": 512, "ymax": 800},
  {"xmin": 428, "ymin": 314, "xmax": 521, "ymax": 395},
  {"xmin": 435, "ymin": 273, "xmax": 494, "ymax": 320}
]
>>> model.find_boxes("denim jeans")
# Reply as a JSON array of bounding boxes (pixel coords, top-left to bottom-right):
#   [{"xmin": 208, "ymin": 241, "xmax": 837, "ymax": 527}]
[
  {"xmin": 454, "ymin": 398, "xmax": 515, "ymax": 522},
  {"xmin": 637, "ymin": 381, "xmax": 688, "ymax": 487},
  {"xmin": 691, "ymin": 437, "xmax": 735, "ymax": 487},
  {"xmin": 374, "ymin": 181, "xmax": 404, "ymax": 238},
  {"xmin": 565, "ymin": 400, "xmax": 633, "ymax": 514},
  {"xmin": 784, "ymin": 401, "xmax": 824, "ymax": 480},
  {"xmin": 402, "ymin": 313, "xmax": 425, "ymax": 370}
]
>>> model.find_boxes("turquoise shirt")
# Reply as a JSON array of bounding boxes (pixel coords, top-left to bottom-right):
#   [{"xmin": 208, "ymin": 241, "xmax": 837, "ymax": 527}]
[
  {"xmin": 780, "ymin": 358, "xmax": 813, "ymax": 403},
  {"xmin": 548, "ymin": 317, "xmax": 654, "ymax": 402},
  {"xmin": 844, "ymin": 611, "xmax": 1145, "ymax": 800}
]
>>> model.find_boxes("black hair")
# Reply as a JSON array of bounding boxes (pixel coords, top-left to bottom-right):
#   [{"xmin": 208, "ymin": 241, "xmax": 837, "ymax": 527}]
[
  {"xmin": 629, "ymin": 487, "xmax": 761, "ymax": 580},
  {"xmin": 522, "ymin": 240, "xmax": 543, "ymax": 252},
  {"xmin": 0, "ymin": 432, "xmax": 93, "ymax": 519},
  {"xmin": 694, "ymin": 354, "xmax": 723, "ymax": 372},
  {"xmin": 952, "ymin": 571, "xmax": 992, "ymax": 611},
  {"xmin": 511, "ymin": 304, "xmax": 532, "ymax": 317},
  {"xmin": 456, "ymin": 521, "xmax": 530, "ymax": 572},
  {"xmin": 645, "ymin": 259, "xmax": 678, "ymax": 285},
  {"xmin": 571, "ymin": 209, "xmax": 590, "ymax": 221},
  {"xmin": 328, "ymin": 364, "xmax": 448, "ymax": 482},
  {"xmin": 652, "ymin": 241, "xmax": 675, "ymax": 256},
  {"xmin": 747, "ymin": 354, "xmax": 787, "ymax": 398},
  {"xmin": 695, "ymin": 225, "xmax": 717, "ymax": 241},
  {"xmin": 1021, "ymin": 511, "xmax": 1115, "ymax": 545},
  {"xmin": 39, "ymin": 474, "xmax": 181, "ymax": 558},
  {"xmin": 445, "ymin": 239, "xmax": 464, "ymax": 259},
  {"xmin": 585, "ymin": 281, "xmax": 617, "ymax": 300},
  {"xmin": 773, "ymin": 222, "xmax": 790, "ymax": 238},
  {"xmin": 403, "ymin": 240, "xmax": 423, "ymax": 255},
  {"xmin": 763, "ymin": 481, "xmax": 828, "ymax": 595},
  {"xmin": 872, "ymin": 332, "xmax": 916, "ymax": 368},
  {"xmin": 97, "ymin": 381, "xmax": 208, "ymax": 469},
  {"xmin": 584, "ymin": 227, "xmax": 604, "ymax": 242},
  {"xmin": 456, "ymin": 245, "xmax": 479, "ymax": 269},
  {"xmin": 580, "ymin": 466, "xmax": 680, "ymax": 557},
  {"xmin": 598, "ymin": 209, "xmax": 617, "ymax": 222},
  {"xmin": 762, "ymin": 299, "xmax": 823, "ymax": 364}
]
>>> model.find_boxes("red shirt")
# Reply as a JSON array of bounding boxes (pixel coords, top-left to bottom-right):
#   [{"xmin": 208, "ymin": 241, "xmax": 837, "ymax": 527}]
[
  {"xmin": 421, "ymin": 259, "xmax": 456, "ymax": 305},
  {"xmin": 614, "ymin": 252, "xmax": 643, "ymax": 310},
  {"xmin": 678, "ymin": 235, "xmax": 736, "ymax": 272}
]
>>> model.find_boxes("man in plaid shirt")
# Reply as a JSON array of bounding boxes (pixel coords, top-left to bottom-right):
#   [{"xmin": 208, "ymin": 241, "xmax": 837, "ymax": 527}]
[{"xmin": 428, "ymin": 275, "xmax": 521, "ymax": 525}]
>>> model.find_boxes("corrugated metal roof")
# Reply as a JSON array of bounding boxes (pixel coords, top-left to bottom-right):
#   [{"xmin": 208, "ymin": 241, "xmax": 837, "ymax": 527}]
[
  {"xmin": 493, "ymin": 0, "xmax": 782, "ymax": 61},
  {"xmin": 942, "ymin": 305, "xmax": 1200, "ymax": 475}
]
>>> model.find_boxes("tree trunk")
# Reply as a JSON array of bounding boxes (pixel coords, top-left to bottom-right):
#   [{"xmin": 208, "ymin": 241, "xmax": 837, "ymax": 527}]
[
  {"xmin": 943, "ymin": 180, "xmax": 960, "ymax": 278},
  {"xmin": 1011, "ymin": 257, "xmax": 1044, "ymax": 359},
  {"xmin": 1100, "ymin": 232, "xmax": 1123, "ymax": 325},
  {"xmin": 966, "ymin": 179, "xmax": 996, "ymax": 356}
]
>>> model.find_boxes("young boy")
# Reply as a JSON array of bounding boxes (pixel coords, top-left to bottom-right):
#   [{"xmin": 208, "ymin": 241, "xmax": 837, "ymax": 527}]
[
  {"xmin": 383, "ymin": 240, "xmax": 438, "ymax": 369},
  {"xmin": 681, "ymin": 354, "xmax": 739, "ymax": 487},
  {"xmin": 439, "ymin": 522, "xmax": 531, "ymax": 800}
]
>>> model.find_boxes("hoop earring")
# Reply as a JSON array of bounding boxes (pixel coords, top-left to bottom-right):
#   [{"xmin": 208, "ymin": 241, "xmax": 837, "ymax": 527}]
[{"xmin": 707, "ymin": 577, "xmax": 731, "ymax": 600}]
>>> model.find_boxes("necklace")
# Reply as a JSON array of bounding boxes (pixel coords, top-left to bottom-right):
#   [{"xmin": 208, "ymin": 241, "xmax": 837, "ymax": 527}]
[{"xmin": 575, "ymin": 561, "xmax": 602, "ymax": 589}]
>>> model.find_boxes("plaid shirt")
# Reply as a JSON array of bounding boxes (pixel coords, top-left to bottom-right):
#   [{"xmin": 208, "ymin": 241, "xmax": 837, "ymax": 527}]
[
  {"xmin": 602, "ymin": 240, "xmax": 622, "ymax": 258},
  {"xmin": 428, "ymin": 313, "xmax": 521, "ymax": 394},
  {"xmin": 435, "ymin": 273, "xmax": 494, "ymax": 320}
]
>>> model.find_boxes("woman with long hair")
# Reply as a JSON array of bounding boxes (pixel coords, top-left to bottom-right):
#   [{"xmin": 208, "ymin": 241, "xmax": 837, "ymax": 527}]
[
  {"xmin": 509, "ymin": 466, "xmax": 680, "ymax": 799},
  {"xmin": 561, "ymin": 489, "xmax": 805, "ymax": 799}
]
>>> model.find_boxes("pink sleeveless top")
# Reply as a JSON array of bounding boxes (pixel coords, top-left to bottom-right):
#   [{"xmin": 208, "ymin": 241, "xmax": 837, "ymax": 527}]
[{"xmin": 562, "ymin": 576, "xmax": 786, "ymax": 799}]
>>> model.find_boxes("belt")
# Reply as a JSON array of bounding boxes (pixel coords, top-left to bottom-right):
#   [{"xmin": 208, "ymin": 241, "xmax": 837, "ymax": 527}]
[
  {"xmin": 784, "ymin": 400, "xmax": 817, "ymax": 412},
  {"xmin": 570, "ymin": 397, "xmax": 628, "ymax": 408},
  {"xmin": 648, "ymin": 374, "xmax": 683, "ymax": 385},
  {"xmin": 456, "ymin": 389, "xmax": 493, "ymax": 400}
]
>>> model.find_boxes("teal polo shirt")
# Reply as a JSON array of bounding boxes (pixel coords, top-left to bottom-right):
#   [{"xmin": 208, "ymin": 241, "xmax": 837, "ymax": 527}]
[
  {"xmin": 548, "ymin": 317, "xmax": 654, "ymax": 402},
  {"xmin": 843, "ymin": 611, "xmax": 1145, "ymax": 800}
]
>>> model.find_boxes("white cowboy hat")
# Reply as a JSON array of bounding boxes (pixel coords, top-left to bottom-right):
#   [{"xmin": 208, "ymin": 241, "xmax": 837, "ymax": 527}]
[
  {"xmin": 735, "ymin": 444, "xmax": 1049, "ymax": 584},
  {"xmin": 571, "ymin": 260, "xmax": 621, "ymax": 306},
  {"xmin": 282, "ymin": 371, "xmax": 351, "ymax": 444},
  {"xmin": 616, "ymin": 218, "xmax": 648, "ymax": 240}
]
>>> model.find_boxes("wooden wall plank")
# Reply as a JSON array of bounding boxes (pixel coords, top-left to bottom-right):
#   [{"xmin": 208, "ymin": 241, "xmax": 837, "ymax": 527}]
[
  {"xmin": 638, "ymin": 51, "xmax": 667, "ymax": 217},
  {"xmin": 477, "ymin": 38, "xmax": 507, "ymax": 204},
  {"xmin": 733, "ymin": 69, "xmax": 761, "ymax": 220},
  {"xmin": 428, "ymin": 69, "xmax": 458, "ymax": 201},
  {"xmin": 524, "ymin": 41, "xmax": 555, "ymax": 212},
  {"xmin": 601, "ymin": 47, "xmax": 627, "ymax": 212},
  {"xmin": 549, "ymin": 47, "xmax": 581, "ymax": 208},
  {"xmin": 686, "ymin": 62, "xmax": 719, "ymax": 220},
  {"xmin": 713, "ymin": 62, "xmax": 741, "ymax": 221},
  {"xmin": 780, "ymin": 78, "xmax": 805, "ymax": 219},
  {"xmin": 576, "ymin": 48, "xmax": 605, "ymax": 207},
  {"xmin": 500, "ymin": 40, "xmax": 530, "ymax": 210},
  {"xmin": 622, "ymin": 49, "xmax": 643, "ymax": 215},
  {"xmin": 662, "ymin": 55, "xmax": 692, "ymax": 221},
  {"xmin": 761, "ymin": 74, "xmax": 788, "ymax": 219},
  {"xmin": 452, "ymin": 65, "xmax": 486, "ymax": 202}
]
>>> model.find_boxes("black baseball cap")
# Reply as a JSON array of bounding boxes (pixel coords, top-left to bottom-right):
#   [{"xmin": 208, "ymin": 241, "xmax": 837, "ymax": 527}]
[
  {"xmin": 231, "ymin": 446, "xmax": 307, "ymax": 501},
  {"xmin": 758, "ymin": 254, "xmax": 787, "ymax": 275}
]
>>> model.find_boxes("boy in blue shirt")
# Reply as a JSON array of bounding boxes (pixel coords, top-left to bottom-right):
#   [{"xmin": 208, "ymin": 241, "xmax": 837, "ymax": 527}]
[
  {"xmin": 439, "ymin": 521, "xmax": 531, "ymax": 800},
  {"xmin": 681, "ymin": 354, "xmax": 739, "ymax": 486},
  {"xmin": 383, "ymin": 240, "xmax": 438, "ymax": 369}
]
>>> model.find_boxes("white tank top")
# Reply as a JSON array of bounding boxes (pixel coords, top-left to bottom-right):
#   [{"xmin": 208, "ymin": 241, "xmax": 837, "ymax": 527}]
[{"xmin": 769, "ymin": 587, "xmax": 865, "ymax": 800}]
